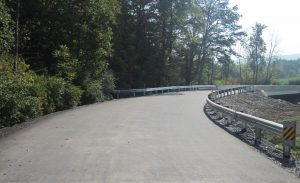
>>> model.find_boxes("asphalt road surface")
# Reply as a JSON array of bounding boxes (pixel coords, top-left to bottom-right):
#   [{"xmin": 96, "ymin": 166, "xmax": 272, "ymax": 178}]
[{"xmin": 0, "ymin": 91, "xmax": 298, "ymax": 183}]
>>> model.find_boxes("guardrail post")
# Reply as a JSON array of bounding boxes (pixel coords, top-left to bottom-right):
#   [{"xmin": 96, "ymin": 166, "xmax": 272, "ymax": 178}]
[
  {"xmin": 282, "ymin": 121, "xmax": 296, "ymax": 161},
  {"xmin": 227, "ymin": 116, "xmax": 232, "ymax": 125},
  {"xmin": 255, "ymin": 127, "xmax": 261, "ymax": 144},
  {"xmin": 217, "ymin": 111, "xmax": 223, "ymax": 120},
  {"xmin": 283, "ymin": 145, "xmax": 291, "ymax": 162},
  {"xmin": 241, "ymin": 122, "xmax": 247, "ymax": 133}
]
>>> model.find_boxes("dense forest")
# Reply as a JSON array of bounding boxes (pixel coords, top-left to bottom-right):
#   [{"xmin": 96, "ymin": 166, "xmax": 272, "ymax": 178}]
[{"xmin": 0, "ymin": 0, "xmax": 295, "ymax": 127}]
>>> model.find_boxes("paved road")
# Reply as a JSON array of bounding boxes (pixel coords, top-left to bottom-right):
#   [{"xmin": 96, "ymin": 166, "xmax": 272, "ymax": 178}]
[{"xmin": 0, "ymin": 91, "xmax": 298, "ymax": 183}]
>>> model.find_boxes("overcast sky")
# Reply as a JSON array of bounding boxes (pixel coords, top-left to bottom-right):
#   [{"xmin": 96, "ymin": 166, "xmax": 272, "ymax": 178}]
[{"xmin": 229, "ymin": 0, "xmax": 300, "ymax": 55}]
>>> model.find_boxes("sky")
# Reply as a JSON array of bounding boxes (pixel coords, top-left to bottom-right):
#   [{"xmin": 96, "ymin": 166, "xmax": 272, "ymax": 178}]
[{"xmin": 229, "ymin": 0, "xmax": 300, "ymax": 55}]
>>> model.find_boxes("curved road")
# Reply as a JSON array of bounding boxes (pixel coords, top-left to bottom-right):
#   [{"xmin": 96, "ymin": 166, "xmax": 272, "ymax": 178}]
[{"xmin": 0, "ymin": 91, "xmax": 298, "ymax": 182}]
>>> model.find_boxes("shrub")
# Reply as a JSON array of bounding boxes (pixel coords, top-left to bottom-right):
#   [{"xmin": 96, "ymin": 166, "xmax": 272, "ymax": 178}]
[
  {"xmin": 44, "ymin": 77, "xmax": 66, "ymax": 113},
  {"xmin": 84, "ymin": 80, "xmax": 104, "ymax": 104},
  {"xmin": 44, "ymin": 76, "xmax": 83, "ymax": 113},
  {"xmin": 0, "ymin": 54, "xmax": 110, "ymax": 127},
  {"xmin": 64, "ymin": 84, "xmax": 83, "ymax": 108},
  {"xmin": 102, "ymin": 71, "xmax": 115, "ymax": 99},
  {"xmin": 0, "ymin": 57, "xmax": 43, "ymax": 126}
]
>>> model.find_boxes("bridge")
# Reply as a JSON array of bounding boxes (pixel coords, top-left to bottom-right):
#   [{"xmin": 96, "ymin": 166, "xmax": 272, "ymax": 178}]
[{"xmin": 0, "ymin": 87, "xmax": 299, "ymax": 182}]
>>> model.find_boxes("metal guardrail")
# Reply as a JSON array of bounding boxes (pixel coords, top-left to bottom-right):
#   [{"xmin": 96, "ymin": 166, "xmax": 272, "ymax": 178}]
[
  {"xmin": 114, "ymin": 85, "xmax": 216, "ymax": 98},
  {"xmin": 206, "ymin": 86, "xmax": 297, "ymax": 161}
]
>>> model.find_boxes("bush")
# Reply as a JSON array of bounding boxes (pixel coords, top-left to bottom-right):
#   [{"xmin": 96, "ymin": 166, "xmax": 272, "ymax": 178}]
[
  {"xmin": 45, "ymin": 77, "xmax": 66, "ymax": 113},
  {"xmin": 102, "ymin": 71, "xmax": 115, "ymax": 99},
  {"xmin": 45, "ymin": 77, "xmax": 83, "ymax": 113},
  {"xmin": 0, "ymin": 57, "xmax": 43, "ymax": 126},
  {"xmin": 0, "ymin": 52, "xmax": 115, "ymax": 127},
  {"xmin": 84, "ymin": 80, "xmax": 104, "ymax": 104},
  {"xmin": 64, "ymin": 84, "xmax": 83, "ymax": 108},
  {"xmin": 0, "ymin": 56, "xmax": 83, "ymax": 127}
]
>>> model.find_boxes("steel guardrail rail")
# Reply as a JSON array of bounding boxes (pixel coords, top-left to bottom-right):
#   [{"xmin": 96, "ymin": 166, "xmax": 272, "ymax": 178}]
[
  {"xmin": 206, "ymin": 86, "xmax": 296, "ymax": 161},
  {"xmin": 206, "ymin": 94, "xmax": 283, "ymax": 136},
  {"xmin": 114, "ymin": 85, "xmax": 216, "ymax": 98}
]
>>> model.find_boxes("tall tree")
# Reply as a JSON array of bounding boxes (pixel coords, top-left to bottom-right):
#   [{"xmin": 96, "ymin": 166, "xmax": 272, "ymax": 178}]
[
  {"xmin": 192, "ymin": 0, "xmax": 244, "ymax": 84},
  {"xmin": 246, "ymin": 23, "xmax": 267, "ymax": 84},
  {"xmin": 265, "ymin": 33, "xmax": 279, "ymax": 84}
]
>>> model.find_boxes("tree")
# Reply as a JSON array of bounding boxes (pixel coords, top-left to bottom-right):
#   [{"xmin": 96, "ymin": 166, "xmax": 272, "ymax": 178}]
[
  {"xmin": 192, "ymin": 0, "xmax": 244, "ymax": 84},
  {"xmin": 174, "ymin": 0, "xmax": 204, "ymax": 85},
  {"xmin": 0, "ymin": 0, "xmax": 14, "ymax": 53},
  {"xmin": 265, "ymin": 33, "xmax": 279, "ymax": 84},
  {"xmin": 246, "ymin": 23, "xmax": 267, "ymax": 84},
  {"xmin": 6, "ymin": 0, "xmax": 120, "ymax": 101}
]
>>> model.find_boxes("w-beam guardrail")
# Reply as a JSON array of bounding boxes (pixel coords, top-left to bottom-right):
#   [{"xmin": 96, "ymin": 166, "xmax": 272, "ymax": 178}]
[
  {"xmin": 114, "ymin": 85, "xmax": 216, "ymax": 98},
  {"xmin": 206, "ymin": 86, "xmax": 297, "ymax": 161}
]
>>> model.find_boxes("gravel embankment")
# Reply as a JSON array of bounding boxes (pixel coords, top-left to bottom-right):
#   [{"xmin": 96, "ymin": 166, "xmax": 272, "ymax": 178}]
[{"xmin": 218, "ymin": 91, "xmax": 300, "ymax": 123}]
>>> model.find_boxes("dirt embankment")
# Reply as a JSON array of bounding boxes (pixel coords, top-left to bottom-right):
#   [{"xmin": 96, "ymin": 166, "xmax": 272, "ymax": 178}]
[{"xmin": 218, "ymin": 91, "xmax": 300, "ymax": 123}]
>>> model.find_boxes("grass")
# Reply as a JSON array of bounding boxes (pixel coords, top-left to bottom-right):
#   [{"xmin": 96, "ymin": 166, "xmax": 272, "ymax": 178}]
[
  {"xmin": 285, "ymin": 114, "xmax": 300, "ymax": 121},
  {"xmin": 273, "ymin": 76, "xmax": 300, "ymax": 85},
  {"xmin": 293, "ymin": 137, "xmax": 300, "ymax": 161},
  {"xmin": 263, "ymin": 132, "xmax": 300, "ymax": 161},
  {"xmin": 263, "ymin": 115, "xmax": 300, "ymax": 161}
]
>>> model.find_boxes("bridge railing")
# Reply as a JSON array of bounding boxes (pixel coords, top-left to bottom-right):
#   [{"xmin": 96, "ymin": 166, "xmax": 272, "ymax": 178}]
[
  {"xmin": 114, "ymin": 85, "xmax": 216, "ymax": 98},
  {"xmin": 206, "ymin": 86, "xmax": 297, "ymax": 162}
]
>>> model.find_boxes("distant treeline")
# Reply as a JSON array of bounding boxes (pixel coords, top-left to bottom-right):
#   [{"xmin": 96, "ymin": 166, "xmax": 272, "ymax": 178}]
[{"xmin": 277, "ymin": 59, "xmax": 300, "ymax": 78}]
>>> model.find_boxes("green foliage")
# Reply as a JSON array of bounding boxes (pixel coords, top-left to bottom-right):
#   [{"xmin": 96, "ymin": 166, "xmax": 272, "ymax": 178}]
[
  {"xmin": 0, "ymin": 0, "xmax": 14, "ymax": 52},
  {"xmin": 102, "ymin": 71, "xmax": 115, "ymax": 99},
  {"xmin": 214, "ymin": 80, "xmax": 225, "ymax": 86},
  {"xmin": 0, "ymin": 57, "xmax": 43, "ymax": 127},
  {"xmin": 112, "ymin": 0, "xmax": 244, "ymax": 87},
  {"xmin": 53, "ymin": 45, "xmax": 79, "ymax": 82},
  {"xmin": 45, "ymin": 77, "xmax": 83, "ymax": 113},
  {"xmin": 84, "ymin": 80, "xmax": 104, "ymax": 104},
  {"xmin": 245, "ymin": 23, "xmax": 267, "ymax": 84},
  {"xmin": 45, "ymin": 77, "xmax": 67, "ymax": 113},
  {"xmin": 0, "ymin": 55, "xmax": 83, "ymax": 127},
  {"xmin": 263, "ymin": 132, "xmax": 300, "ymax": 162},
  {"xmin": 277, "ymin": 59, "xmax": 300, "ymax": 78},
  {"xmin": 63, "ymin": 84, "xmax": 83, "ymax": 109},
  {"xmin": 289, "ymin": 79, "xmax": 300, "ymax": 85},
  {"xmin": 273, "ymin": 76, "xmax": 300, "ymax": 85},
  {"xmin": 0, "ymin": 0, "xmax": 120, "ymax": 127}
]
